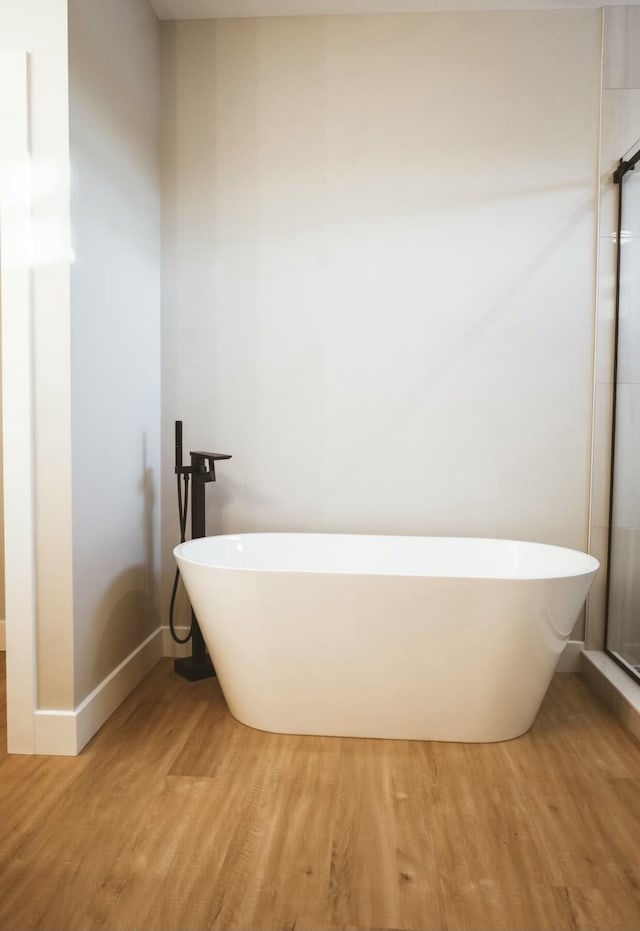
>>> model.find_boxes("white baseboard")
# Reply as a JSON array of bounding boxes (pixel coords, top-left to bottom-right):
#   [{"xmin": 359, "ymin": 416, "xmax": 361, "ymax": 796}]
[
  {"xmin": 33, "ymin": 629, "xmax": 163, "ymax": 756},
  {"xmin": 556, "ymin": 639, "xmax": 584, "ymax": 673},
  {"xmin": 162, "ymin": 624, "xmax": 191, "ymax": 658},
  {"xmin": 33, "ymin": 709, "xmax": 77, "ymax": 756},
  {"xmin": 0, "ymin": 618, "xmax": 5, "ymax": 651}
]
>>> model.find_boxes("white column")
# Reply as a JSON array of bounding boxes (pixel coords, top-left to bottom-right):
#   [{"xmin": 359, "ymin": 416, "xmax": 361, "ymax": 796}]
[{"xmin": 0, "ymin": 51, "xmax": 37, "ymax": 753}]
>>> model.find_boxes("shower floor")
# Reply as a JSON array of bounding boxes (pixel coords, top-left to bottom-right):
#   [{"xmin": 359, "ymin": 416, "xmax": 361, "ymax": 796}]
[{"xmin": 0, "ymin": 654, "xmax": 639, "ymax": 931}]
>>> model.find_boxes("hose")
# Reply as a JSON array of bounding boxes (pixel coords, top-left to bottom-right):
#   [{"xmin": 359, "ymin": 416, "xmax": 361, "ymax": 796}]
[{"xmin": 169, "ymin": 471, "xmax": 192, "ymax": 644}]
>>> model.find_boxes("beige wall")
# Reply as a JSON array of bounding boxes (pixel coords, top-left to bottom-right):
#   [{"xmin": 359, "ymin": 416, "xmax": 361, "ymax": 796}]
[
  {"xmin": 69, "ymin": 0, "xmax": 162, "ymax": 704},
  {"xmin": 161, "ymin": 11, "xmax": 601, "ymax": 624}
]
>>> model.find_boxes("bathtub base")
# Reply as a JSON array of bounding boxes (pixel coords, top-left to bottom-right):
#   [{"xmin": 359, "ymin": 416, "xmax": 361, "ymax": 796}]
[
  {"xmin": 174, "ymin": 654, "xmax": 215, "ymax": 681},
  {"xmin": 226, "ymin": 707, "xmax": 535, "ymax": 744}
]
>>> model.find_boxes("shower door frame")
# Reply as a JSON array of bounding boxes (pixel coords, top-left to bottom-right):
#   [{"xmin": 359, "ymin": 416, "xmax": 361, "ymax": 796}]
[{"xmin": 605, "ymin": 145, "xmax": 640, "ymax": 684}]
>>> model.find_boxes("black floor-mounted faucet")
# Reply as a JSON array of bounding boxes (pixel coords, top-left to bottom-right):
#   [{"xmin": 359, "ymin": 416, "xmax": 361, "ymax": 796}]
[{"xmin": 173, "ymin": 420, "xmax": 231, "ymax": 681}]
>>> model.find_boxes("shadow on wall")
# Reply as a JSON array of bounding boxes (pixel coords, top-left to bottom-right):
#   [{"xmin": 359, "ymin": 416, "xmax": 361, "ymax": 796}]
[
  {"xmin": 89, "ymin": 564, "xmax": 157, "ymax": 692},
  {"xmin": 142, "ymin": 434, "xmax": 155, "ymax": 600},
  {"xmin": 85, "ymin": 440, "xmax": 158, "ymax": 697}
]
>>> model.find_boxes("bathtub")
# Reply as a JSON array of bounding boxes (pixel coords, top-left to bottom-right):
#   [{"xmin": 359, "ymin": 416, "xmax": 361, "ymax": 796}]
[{"xmin": 174, "ymin": 533, "xmax": 598, "ymax": 743}]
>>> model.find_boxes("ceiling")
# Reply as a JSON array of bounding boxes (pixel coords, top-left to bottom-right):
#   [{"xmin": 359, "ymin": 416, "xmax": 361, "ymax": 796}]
[{"xmin": 150, "ymin": 0, "xmax": 640, "ymax": 19}]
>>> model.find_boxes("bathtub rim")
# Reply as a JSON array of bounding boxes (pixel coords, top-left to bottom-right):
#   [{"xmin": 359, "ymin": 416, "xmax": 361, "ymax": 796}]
[{"xmin": 174, "ymin": 532, "xmax": 600, "ymax": 582}]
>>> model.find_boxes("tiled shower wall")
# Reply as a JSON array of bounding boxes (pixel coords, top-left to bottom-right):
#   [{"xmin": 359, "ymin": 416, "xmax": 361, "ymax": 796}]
[{"xmin": 587, "ymin": 6, "xmax": 640, "ymax": 650}]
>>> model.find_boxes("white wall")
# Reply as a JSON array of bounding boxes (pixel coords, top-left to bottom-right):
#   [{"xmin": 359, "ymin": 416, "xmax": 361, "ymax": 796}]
[
  {"xmin": 69, "ymin": 0, "xmax": 162, "ymax": 705},
  {"xmin": 0, "ymin": 300, "xmax": 4, "ymax": 638},
  {"xmin": 161, "ymin": 10, "xmax": 601, "ymax": 614},
  {"xmin": 0, "ymin": 0, "xmax": 161, "ymax": 749},
  {"xmin": 0, "ymin": 0, "xmax": 75, "ymax": 711}
]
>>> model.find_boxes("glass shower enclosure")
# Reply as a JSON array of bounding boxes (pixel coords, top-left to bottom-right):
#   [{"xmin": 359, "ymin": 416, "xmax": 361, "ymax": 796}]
[{"xmin": 606, "ymin": 135, "xmax": 640, "ymax": 680}]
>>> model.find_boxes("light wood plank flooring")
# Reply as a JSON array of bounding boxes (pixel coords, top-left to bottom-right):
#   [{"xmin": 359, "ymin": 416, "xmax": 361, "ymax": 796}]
[{"xmin": 1, "ymin": 653, "xmax": 639, "ymax": 931}]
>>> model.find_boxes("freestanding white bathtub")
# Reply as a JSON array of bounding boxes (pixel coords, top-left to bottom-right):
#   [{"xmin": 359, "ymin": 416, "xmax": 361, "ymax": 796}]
[{"xmin": 174, "ymin": 533, "xmax": 598, "ymax": 743}]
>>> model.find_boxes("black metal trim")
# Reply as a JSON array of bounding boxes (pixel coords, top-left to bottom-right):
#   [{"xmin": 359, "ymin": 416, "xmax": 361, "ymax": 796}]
[
  {"xmin": 613, "ymin": 148, "xmax": 640, "ymax": 184},
  {"xmin": 604, "ymin": 155, "xmax": 640, "ymax": 685},
  {"xmin": 605, "ymin": 647, "xmax": 640, "ymax": 686},
  {"xmin": 603, "ymin": 165, "xmax": 624, "ymax": 650}
]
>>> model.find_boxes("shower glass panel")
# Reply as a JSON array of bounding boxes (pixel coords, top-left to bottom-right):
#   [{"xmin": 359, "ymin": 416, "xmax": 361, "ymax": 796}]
[{"xmin": 607, "ymin": 135, "xmax": 640, "ymax": 680}]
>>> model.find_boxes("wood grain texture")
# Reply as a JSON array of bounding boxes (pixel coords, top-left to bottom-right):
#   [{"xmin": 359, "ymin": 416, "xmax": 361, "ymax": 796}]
[{"xmin": 1, "ymin": 654, "xmax": 639, "ymax": 931}]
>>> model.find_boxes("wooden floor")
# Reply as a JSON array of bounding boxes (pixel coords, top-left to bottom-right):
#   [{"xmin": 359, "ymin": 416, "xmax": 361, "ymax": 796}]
[{"xmin": 1, "ymin": 655, "xmax": 640, "ymax": 931}]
